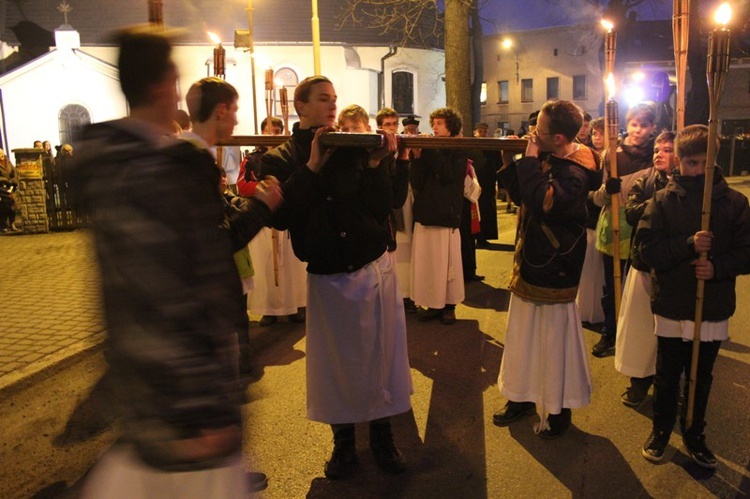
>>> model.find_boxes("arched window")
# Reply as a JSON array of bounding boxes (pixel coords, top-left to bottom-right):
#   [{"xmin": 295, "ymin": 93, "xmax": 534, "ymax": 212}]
[
  {"xmin": 392, "ymin": 70, "xmax": 414, "ymax": 115},
  {"xmin": 59, "ymin": 104, "xmax": 91, "ymax": 145},
  {"xmin": 275, "ymin": 67, "xmax": 299, "ymax": 116}
]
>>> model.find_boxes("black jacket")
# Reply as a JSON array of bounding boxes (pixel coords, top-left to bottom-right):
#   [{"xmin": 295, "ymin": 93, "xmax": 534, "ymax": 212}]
[
  {"xmin": 625, "ymin": 167, "xmax": 669, "ymax": 271},
  {"xmin": 410, "ymin": 148, "xmax": 467, "ymax": 228},
  {"xmin": 70, "ymin": 119, "xmax": 265, "ymax": 469},
  {"xmin": 636, "ymin": 170, "xmax": 750, "ymax": 321},
  {"xmin": 498, "ymin": 146, "xmax": 600, "ymax": 302},
  {"xmin": 261, "ymin": 124, "xmax": 401, "ymax": 274}
]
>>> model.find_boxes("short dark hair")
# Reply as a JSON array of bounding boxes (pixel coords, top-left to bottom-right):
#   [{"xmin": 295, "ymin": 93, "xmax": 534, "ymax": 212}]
[
  {"xmin": 540, "ymin": 100, "xmax": 583, "ymax": 142},
  {"xmin": 582, "ymin": 112, "xmax": 592, "ymax": 122},
  {"xmin": 186, "ymin": 77, "xmax": 239, "ymax": 123},
  {"xmin": 676, "ymin": 124, "xmax": 718, "ymax": 159},
  {"xmin": 261, "ymin": 116, "xmax": 284, "ymax": 132},
  {"xmin": 528, "ymin": 110, "xmax": 540, "ymax": 127},
  {"xmin": 474, "ymin": 122, "xmax": 489, "ymax": 131},
  {"xmin": 655, "ymin": 130, "xmax": 676, "ymax": 145},
  {"xmin": 115, "ymin": 26, "xmax": 175, "ymax": 108},
  {"xmin": 590, "ymin": 117, "xmax": 605, "ymax": 133},
  {"xmin": 376, "ymin": 107, "xmax": 398, "ymax": 126},
  {"xmin": 430, "ymin": 107, "xmax": 462, "ymax": 137},
  {"xmin": 294, "ymin": 75, "xmax": 332, "ymax": 104}
]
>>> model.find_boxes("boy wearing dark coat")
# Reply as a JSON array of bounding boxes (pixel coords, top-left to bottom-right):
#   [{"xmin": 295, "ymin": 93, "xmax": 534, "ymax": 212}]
[{"xmin": 636, "ymin": 125, "xmax": 750, "ymax": 468}]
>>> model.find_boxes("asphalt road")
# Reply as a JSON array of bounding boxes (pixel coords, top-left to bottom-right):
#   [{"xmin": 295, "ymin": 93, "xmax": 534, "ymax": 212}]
[{"xmin": 3, "ymin": 179, "xmax": 750, "ymax": 498}]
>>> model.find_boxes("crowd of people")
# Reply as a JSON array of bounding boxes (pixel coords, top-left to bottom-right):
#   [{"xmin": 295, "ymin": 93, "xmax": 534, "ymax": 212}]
[{"xmin": 60, "ymin": 25, "xmax": 750, "ymax": 498}]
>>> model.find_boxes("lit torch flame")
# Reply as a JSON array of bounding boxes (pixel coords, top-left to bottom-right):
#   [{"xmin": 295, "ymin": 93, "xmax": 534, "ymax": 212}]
[
  {"xmin": 601, "ymin": 19, "xmax": 614, "ymax": 32},
  {"xmin": 714, "ymin": 3, "xmax": 731, "ymax": 26},
  {"xmin": 207, "ymin": 31, "xmax": 221, "ymax": 45},
  {"xmin": 606, "ymin": 73, "xmax": 616, "ymax": 101}
]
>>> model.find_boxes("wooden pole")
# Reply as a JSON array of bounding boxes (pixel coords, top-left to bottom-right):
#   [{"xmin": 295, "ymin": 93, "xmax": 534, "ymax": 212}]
[
  {"xmin": 606, "ymin": 91, "xmax": 622, "ymax": 319},
  {"xmin": 264, "ymin": 68, "xmax": 280, "ymax": 287},
  {"xmin": 686, "ymin": 7, "xmax": 731, "ymax": 430},
  {"xmin": 672, "ymin": 0, "xmax": 690, "ymax": 131},
  {"xmin": 311, "ymin": 0, "xmax": 321, "ymax": 74}
]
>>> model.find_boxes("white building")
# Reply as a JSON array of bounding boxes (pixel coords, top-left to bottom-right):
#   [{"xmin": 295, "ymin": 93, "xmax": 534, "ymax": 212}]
[{"xmin": 0, "ymin": 0, "xmax": 447, "ymax": 155}]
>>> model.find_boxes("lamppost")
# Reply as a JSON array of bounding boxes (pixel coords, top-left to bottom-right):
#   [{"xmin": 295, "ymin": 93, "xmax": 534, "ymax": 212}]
[
  {"xmin": 501, "ymin": 38, "xmax": 519, "ymax": 84},
  {"xmin": 312, "ymin": 0, "xmax": 321, "ymax": 74},
  {"xmin": 234, "ymin": 0, "xmax": 260, "ymax": 134}
]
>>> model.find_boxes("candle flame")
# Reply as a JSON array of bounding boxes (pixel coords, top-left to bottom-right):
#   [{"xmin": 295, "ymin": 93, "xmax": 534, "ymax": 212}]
[
  {"xmin": 207, "ymin": 31, "xmax": 221, "ymax": 45},
  {"xmin": 600, "ymin": 19, "xmax": 614, "ymax": 32},
  {"xmin": 606, "ymin": 73, "xmax": 616, "ymax": 100},
  {"xmin": 714, "ymin": 3, "xmax": 731, "ymax": 26},
  {"xmin": 501, "ymin": 38, "xmax": 513, "ymax": 49}
]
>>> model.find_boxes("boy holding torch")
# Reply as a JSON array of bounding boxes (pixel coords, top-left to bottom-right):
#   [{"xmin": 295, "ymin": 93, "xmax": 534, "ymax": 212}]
[{"xmin": 636, "ymin": 125, "xmax": 750, "ymax": 467}]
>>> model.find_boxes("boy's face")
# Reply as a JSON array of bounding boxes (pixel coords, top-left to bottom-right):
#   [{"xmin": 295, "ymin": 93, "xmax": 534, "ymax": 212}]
[
  {"xmin": 378, "ymin": 116, "xmax": 399, "ymax": 134},
  {"xmin": 653, "ymin": 140, "xmax": 676, "ymax": 172},
  {"xmin": 591, "ymin": 128, "xmax": 604, "ymax": 150},
  {"xmin": 679, "ymin": 153, "xmax": 707, "ymax": 177},
  {"xmin": 403, "ymin": 124, "xmax": 419, "ymax": 135},
  {"xmin": 625, "ymin": 116, "xmax": 655, "ymax": 147},
  {"xmin": 216, "ymin": 99, "xmax": 239, "ymax": 142},
  {"xmin": 474, "ymin": 127, "xmax": 489, "ymax": 138},
  {"xmin": 339, "ymin": 117, "xmax": 370, "ymax": 133},
  {"xmin": 577, "ymin": 120, "xmax": 591, "ymax": 141},
  {"xmin": 432, "ymin": 118, "xmax": 451, "ymax": 137},
  {"xmin": 297, "ymin": 82, "xmax": 337, "ymax": 128}
]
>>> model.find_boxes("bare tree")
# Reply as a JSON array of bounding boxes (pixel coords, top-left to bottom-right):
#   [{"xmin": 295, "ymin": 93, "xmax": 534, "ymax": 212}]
[{"xmin": 337, "ymin": 0, "xmax": 442, "ymax": 48}]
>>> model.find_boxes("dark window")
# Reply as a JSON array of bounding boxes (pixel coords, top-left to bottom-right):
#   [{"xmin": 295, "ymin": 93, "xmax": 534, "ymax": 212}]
[
  {"xmin": 392, "ymin": 71, "xmax": 414, "ymax": 114},
  {"xmin": 58, "ymin": 104, "xmax": 91, "ymax": 145},
  {"xmin": 573, "ymin": 75, "xmax": 587, "ymax": 100},
  {"xmin": 521, "ymin": 79, "xmax": 533, "ymax": 102},
  {"xmin": 547, "ymin": 77, "xmax": 559, "ymax": 100},
  {"xmin": 498, "ymin": 80, "xmax": 509, "ymax": 103}
]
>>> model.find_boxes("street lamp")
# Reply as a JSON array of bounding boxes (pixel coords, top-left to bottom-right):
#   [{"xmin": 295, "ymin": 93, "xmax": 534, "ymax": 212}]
[{"xmin": 501, "ymin": 37, "xmax": 519, "ymax": 84}]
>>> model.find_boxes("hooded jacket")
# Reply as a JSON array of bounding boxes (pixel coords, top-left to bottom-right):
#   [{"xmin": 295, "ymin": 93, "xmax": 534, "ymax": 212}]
[{"xmin": 635, "ymin": 170, "xmax": 750, "ymax": 321}]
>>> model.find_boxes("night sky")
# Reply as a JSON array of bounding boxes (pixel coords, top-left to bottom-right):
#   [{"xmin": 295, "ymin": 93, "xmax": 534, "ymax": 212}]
[{"xmin": 477, "ymin": 0, "xmax": 673, "ymax": 34}]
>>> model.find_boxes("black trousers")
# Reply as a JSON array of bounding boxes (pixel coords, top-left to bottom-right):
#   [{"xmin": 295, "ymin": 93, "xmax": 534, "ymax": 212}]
[{"xmin": 653, "ymin": 336, "xmax": 721, "ymax": 436}]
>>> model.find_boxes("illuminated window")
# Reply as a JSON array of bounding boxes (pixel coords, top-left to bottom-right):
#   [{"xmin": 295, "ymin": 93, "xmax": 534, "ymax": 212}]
[
  {"xmin": 480, "ymin": 82, "xmax": 487, "ymax": 105},
  {"xmin": 274, "ymin": 67, "xmax": 299, "ymax": 116}
]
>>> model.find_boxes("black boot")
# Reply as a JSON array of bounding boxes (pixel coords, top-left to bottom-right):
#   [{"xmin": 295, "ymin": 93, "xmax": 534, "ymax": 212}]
[
  {"xmin": 539, "ymin": 408, "xmax": 572, "ymax": 439},
  {"xmin": 324, "ymin": 424, "xmax": 358, "ymax": 479},
  {"xmin": 492, "ymin": 401, "xmax": 536, "ymax": 426},
  {"xmin": 369, "ymin": 419, "xmax": 406, "ymax": 474}
]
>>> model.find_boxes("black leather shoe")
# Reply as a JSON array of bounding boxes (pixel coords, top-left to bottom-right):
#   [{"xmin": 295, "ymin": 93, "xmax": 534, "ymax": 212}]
[
  {"xmin": 492, "ymin": 401, "xmax": 536, "ymax": 426},
  {"xmin": 642, "ymin": 429, "xmax": 670, "ymax": 463},
  {"xmin": 418, "ymin": 307, "xmax": 442, "ymax": 322},
  {"xmin": 289, "ymin": 309, "xmax": 306, "ymax": 323},
  {"xmin": 591, "ymin": 334, "xmax": 615, "ymax": 357},
  {"xmin": 403, "ymin": 298, "xmax": 418, "ymax": 314},
  {"xmin": 247, "ymin": 471, "xmax": 268, "ymax": 492},
  {"xmin": 259, "ymin": 315, "xmax": 277, "ymax": 327},
  {"xmin": 683, "ymin": 433, "xmax": 717, "ymax": 469},
  {"xmin": 539, "ymin": 409, "xmax": 571, "ymax": 439},
  {"xmin": 370, "ymin": 423, "xmax": 406, "ymax": 474},
  {"xmin": 464, "ymin": 274, "xmax": 485, "ymax": 282},
  {"xmin": 440, "ymin": 308, "xmax": 456, "ymax": 325}
]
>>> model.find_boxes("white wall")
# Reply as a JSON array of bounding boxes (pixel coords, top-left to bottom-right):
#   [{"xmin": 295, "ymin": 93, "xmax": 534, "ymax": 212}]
[{"xmin": 0, "ymin": 50, "xmax": 126, "ymax": 153}]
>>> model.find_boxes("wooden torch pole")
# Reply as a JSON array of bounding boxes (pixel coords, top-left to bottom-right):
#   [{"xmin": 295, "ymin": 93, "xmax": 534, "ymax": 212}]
[{"xmin": 686, "ymin": 3, "xmax": 731, "ymax": 430}]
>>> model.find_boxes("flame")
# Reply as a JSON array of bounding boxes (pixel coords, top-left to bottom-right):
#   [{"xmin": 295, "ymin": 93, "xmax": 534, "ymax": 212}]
[
  {"xmin": 714, "ymin": 3, "xmax": 731, "ymax": 26},
  {"xmin": 600, "ymin": 19, "xmax": 614, "ymax": 32},
  {"xmin": 606, "ymin": 73, "xmax": 616, "ymax": 100},
  {"xmin": 207, "ymin": 31, "xmax": 221, "ymax": 45},
  {"xmin": 501, "ymin": 38, "xmax": 513, "ymax": 50},
  {"xmin": 631, "ymin": 71, "xmax": 645, "ymax": 82}
]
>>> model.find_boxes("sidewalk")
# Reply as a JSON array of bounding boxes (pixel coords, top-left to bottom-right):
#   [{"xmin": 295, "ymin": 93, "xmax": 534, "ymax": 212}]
[{"xmin": 0, "ymin": 231, "xmax": 105, "ymax": 395}]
